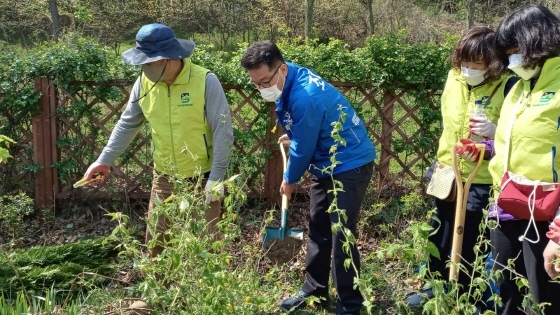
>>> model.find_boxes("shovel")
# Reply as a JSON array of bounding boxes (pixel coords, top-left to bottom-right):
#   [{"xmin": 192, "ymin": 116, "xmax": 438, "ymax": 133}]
[
  {"xmin": 449, "ymin": 143, "xmax": 485, "ymax": 281},
  {"xmin": 262, "ymin": 143, "xmax": 304, "ymax": 251}
]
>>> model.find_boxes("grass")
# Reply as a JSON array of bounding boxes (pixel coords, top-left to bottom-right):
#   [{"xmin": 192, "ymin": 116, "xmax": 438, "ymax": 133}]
[
  {"xmin": 0, "ymin": 289, "xmax": 93, "ymax": 315},
  {"xmin": 0, "ymin": 237, "xmax": 119, "ymax": 299}
]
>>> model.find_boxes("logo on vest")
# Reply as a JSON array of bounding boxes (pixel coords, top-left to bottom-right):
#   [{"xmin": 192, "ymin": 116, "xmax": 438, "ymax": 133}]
[
  {"xmin": 537, "ymin": 92, "xmax": 555, "ymax": 106},
  {"xmin": 180, "ymin": 92, "xmax": 192, "ymax": 106}
]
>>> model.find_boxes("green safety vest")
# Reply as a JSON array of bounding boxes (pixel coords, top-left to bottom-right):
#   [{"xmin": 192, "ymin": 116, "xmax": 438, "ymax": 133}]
[
  {"xmin": 139, "ymin": 59, "xmax": 212, "ymax": 177},
  {"xmin": 437, "ymin": 69, "xmax": 511, "ymax": 184},
  {"xmin": 489, "ymin": 57, "xmax": 560, "ymax": 186}
]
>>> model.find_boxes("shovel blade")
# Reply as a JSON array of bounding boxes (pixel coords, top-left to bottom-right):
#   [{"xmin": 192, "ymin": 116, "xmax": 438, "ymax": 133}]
[
  {"xmin": 263, "ymin": 226, "xmax": 283, "ymax": 251},
  {"xmin": 287, "ymin": 229, "xmax": 304, "ymax": 240},
  {"xmin": 262, "ymin": 227, "xmax": 305, "ymax": 251}
]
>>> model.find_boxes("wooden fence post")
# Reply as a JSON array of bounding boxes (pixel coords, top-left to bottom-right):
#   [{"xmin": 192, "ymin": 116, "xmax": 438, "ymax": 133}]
[
  {"xmin": 32, "ymin": 77, "xmax": 58, "ymax": 212},
  {"xmin": 378, "ymin": 90, "xmax": 395, "ymax": 190},
  {"xmin": 264, "ymin": 103, "xmax": 283, "ymax": 207}
]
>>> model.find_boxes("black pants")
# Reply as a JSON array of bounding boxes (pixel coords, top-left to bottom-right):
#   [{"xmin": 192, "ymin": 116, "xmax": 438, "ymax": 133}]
[
  {"xmin": 491, "ymin": 219, "xmax": 560, "ymax": 315},
  {"xmin": 302, "ymin": 161, "xmax": 374, "ymax": 314},
  {"xmin": 428, "ymin": 184, "xmax": 490, "ymax": 295}
]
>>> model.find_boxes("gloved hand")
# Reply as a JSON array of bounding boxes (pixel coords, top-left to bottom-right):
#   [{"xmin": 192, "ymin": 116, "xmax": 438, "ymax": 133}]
[
  {"xmin": 456, "ymin": 138, "xmax": 480, "ymax": 162},
  {"xmin": 469, "ymin": 116, "xmax": 497, "ymax": 139},
  {"xmin": 205, "ymin": 179, "xmax": 224, "ymax": 203},
  {"xmin": 83, "ymin": 162, "xmax": 110, "ymax": 185}
]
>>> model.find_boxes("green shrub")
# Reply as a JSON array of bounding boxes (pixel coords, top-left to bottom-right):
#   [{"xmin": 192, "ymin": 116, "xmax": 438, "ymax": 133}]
[
  {"xmin": 0, "ymin": 191, "xmax": 34, "ymax": 241},
  {"xmin": 1, "ymin": 33, "xmax": 453, "ymax": 197}
]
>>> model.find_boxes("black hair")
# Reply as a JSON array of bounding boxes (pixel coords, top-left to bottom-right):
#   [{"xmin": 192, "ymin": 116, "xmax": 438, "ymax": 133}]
[
  {"xmin": 450, "ymin": 26, "xmax": 498, "ymax": 82},
  {"xmin": 241, "ymin": 41, "xmax": 285, "ymax": 71},
  {"xmin": 493, "ymin": 4, "xmax": 560, "ymax": 73}
]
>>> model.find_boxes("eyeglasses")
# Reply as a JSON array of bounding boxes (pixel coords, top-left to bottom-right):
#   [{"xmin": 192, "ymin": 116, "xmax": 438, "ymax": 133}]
[{"xmin": 249, "ymin": 66, "xmax": 281, "ymax": 89}]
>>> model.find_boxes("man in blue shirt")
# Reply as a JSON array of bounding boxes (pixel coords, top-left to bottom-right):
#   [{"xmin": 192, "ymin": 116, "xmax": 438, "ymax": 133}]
[{"xmin": 241, "ymin": 41, "xmax": 376, "ymax": 315}]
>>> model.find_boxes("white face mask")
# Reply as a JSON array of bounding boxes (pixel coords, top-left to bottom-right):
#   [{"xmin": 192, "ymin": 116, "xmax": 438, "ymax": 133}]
[
  {"xmin": 461, "ymin": 66, "xmax": 487, "ymax": 86},
  {"xmin": 508, "ymin": 54, "xmax": 541, "ymax": 80},
  {"xmin": 258, "ymin": 71, "xmax": 284, "ymax": 102},
  {"xmin": 259, "ymin": 85, "xmax": 282, "ymax": 102}
]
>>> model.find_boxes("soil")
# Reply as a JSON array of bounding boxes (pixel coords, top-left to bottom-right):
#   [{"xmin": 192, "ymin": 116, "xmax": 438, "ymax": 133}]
[
  {"xmin": 264, "ymin": 236, "xmax": 304, "ymax": 265},
  {"xmin": 0, "ymin": 200, "xmax": 147, "ymax": 248}
]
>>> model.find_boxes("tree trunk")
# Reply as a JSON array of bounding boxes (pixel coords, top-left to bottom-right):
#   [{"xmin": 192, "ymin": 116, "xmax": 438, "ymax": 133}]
[
  {"xmin": 366, "ymin": 0, "xmax": 375, "ymax": 36},
  {"xmin": 49, "ymin": 0, "xmax": 61, "ymax": 41},
  {"xmin": 466, "ymin": 0, "xmax": 475, "ymax": 30},
  {"xmin": 305, "ymin": 0, "xmax": 314, "ymax": 39}
]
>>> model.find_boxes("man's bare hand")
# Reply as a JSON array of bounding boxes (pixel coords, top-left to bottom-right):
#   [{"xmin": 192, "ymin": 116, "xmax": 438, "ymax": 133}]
[
  {"xmin": 280, "ymin": 180, "xmax": 295, "ymax": 199},
  {"xmin": 543, "ymin": 239, "xmax": 560, "ymax": 279},
  {"xmin": 278, "ymin": 134, "xmax": 291, "ymax": 146}
]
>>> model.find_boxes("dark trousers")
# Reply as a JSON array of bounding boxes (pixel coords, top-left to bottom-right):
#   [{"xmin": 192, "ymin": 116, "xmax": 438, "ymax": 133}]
[
  {"xmin": 302, "ymin": 161, "xmax": 374, "ymax": 314},
  {"xmin": 491, "ymin": 219, "xmax": 560, "ymax": 315},
  {"xmin": 428, "ymin": 184, "xmax": 490, "ymax": 295}
]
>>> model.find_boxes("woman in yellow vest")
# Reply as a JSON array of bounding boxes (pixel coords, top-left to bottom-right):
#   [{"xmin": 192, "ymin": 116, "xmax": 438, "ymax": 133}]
[
  {"xmin": 488, "ymin": 4, "xmax": 560, "ymax": 314},
  {"xmin": 406, "ymin": 26, "xmax": 516, "ymax": 311}
]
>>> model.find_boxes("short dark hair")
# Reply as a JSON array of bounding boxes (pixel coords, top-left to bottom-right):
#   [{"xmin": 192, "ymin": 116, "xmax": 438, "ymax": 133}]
[
  {"xmin": 494, "ymin": 4, "xmax": 560, "ymax": 71},
  {"xmin": 450, "ymin": 26, "xmax": 498, "ymax": 81},
  {"xmin": 241, "ymin": 41, "xmax": 285, "ymax": 71}
]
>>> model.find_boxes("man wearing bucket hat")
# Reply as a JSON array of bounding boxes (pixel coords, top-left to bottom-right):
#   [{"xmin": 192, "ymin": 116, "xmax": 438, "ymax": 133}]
[{"xmin": 81, "ymin": 23, "xmax": 233, "ymax": 257}]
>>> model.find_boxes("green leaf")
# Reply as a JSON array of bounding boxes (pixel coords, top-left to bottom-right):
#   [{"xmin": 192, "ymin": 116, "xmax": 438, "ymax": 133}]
[
  {"xmin": 427, "ymin": 242, "xmax": 440, "ymax": 260},
  {"xmin": 0, "ymin": 149, "xmax": 11, "ymax": 163}
]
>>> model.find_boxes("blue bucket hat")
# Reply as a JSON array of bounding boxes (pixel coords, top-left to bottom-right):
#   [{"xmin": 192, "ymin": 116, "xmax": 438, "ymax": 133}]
[{"xmin": 121, "ymin": 23, "xmax": 195, "ymax": 65}]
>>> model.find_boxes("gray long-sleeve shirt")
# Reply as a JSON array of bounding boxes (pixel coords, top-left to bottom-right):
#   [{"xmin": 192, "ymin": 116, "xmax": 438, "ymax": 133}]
[{"xmin": 97, "ymin": 73, "xmax": 234, "ymax": 181}]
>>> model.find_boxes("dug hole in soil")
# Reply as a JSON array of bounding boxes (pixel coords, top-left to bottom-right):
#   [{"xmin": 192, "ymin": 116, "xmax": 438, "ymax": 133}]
[{"xmin": 264, "ymin": 236, "xmax": 304, "ymax": 265}]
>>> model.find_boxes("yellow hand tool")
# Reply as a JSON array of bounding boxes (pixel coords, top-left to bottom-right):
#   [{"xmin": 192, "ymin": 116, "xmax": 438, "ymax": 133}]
[{"xmin": 73, "ymin": 173, "xmax": 104, "ymax": 188}]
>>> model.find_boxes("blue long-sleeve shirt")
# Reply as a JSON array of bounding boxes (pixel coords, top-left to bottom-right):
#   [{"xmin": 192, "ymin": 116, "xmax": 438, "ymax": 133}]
[{"xmin": 276, "ymin": 63, "xmax": 376, "ymax": 183}]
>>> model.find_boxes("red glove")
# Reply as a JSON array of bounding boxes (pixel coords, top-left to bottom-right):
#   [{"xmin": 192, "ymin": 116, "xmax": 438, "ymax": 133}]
[
  {"xmin": 456, "ymin": 138, "xmax": 480, "ymax": 162},
  {"xmin": 547, "ymin": 218, "xmax": 560, "ymax": 244}
]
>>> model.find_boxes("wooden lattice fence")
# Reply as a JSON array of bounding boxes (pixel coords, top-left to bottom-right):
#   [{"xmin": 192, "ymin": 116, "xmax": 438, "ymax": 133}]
[{"xmin": 1, "ymin": 78, "xmax": 441, "ymax": 210}]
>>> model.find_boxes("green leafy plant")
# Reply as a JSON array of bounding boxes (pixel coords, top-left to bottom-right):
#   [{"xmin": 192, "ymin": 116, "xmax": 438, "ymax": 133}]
[
  {"xmin": 1, "ymin": 34, "xmax": 452, "ymax": 196},
  {"xmin": 104, "ymin": 172, "xmax": 287, "ymax": 314},
  {"xmin": 0, "ymin": 135, "xmax": 15, "ymax": 163},
  {"xmin": 0, "ymin": 191, "xmax": 34, "ymax": 241}
]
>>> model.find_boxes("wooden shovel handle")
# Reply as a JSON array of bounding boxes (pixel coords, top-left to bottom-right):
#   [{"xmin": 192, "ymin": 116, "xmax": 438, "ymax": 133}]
[
  {"xmin": 280, "ymin": 143, "xmax": 289, "ymax": 210},
  {"xmin": 449, "ymin": 143, "xmax": 486, "ymax": 281}
]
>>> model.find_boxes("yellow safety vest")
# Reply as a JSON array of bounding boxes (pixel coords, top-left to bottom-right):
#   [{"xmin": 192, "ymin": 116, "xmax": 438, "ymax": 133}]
[
  {"xmin": 437, "ymin": 69, "xmax": 512, "ymax": 184},
  {"xmin": 139, "ymin": 59, "xmax": 212, "ymax": 177},
  {"xmin": 489, "ymin": 57, "xmax": 560, "ymax": 186}
]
